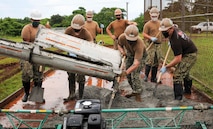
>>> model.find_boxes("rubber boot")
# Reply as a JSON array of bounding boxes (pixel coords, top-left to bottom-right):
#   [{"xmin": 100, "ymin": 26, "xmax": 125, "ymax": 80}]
[
  {"xmin": 34, "ymin": 80, "xmax": 45, "ymax": 103},
  {"xmin": 22, "ymin": 81, "xmax": 30, "ymax": 102},
  {"xmin": 67, "ymin": 82, "xmax": 76, "ymax": 100},
  {"xmin": 34, "ymin": 81, "xmax": 42, "ymax": 87},
  {"xmin": 144, "ymin": 65, "xmax": 151, "ymax": 82},
  {"xmin": 184, "ymin": 79, "xmax": 192, "ymax": 94},
  {"xmin": 78, "ymin": 82, "xmax": 85, "ymax": 99},
  {"xmin": 151, "ymin": 66, "xmax": 158, "ymax": 83},
  {"xmin": 135, "ymin": 93, "xmax": 142, "ymax": 102},
  {"xmin": 173, "ymin": 82, "xmax": 183, "ymax": 100}
]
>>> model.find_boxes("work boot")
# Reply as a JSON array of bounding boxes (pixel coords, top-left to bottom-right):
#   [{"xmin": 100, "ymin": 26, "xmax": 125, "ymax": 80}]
[
  {"xmin": 135, "ymin": 93, "xmax": 142, "ymax": 102},
  {"xmin": 144, "ymin": 65, "xmax": 151, "ymax": 82},
  {"xmin": 22, "ymin": 81, "xmax": 30, "ymax": 102},
  {"xmin": 22, "ymin": 94, "xmax": 29, "ymax": 102},
  {"xmin": 174, "ymin": 82, "xmax": 183, "ymax": 100},
  {"xmin": 64, "ymin": 78, "xmax": 76, "ymax": 102},
  {"xmin": 78, "ymin": 82, "xmax": 85, "ymax": 99},
  {"xmin": 33, "ymin": 81, "xmax": 45, "ymax": 103},
  {"xmin": 184, "ymin": 79, "xmax": 192, "ymax": 94},
  {"xmin": 151, "ymin": 66, "xmax": 158, "ymax": 83}
]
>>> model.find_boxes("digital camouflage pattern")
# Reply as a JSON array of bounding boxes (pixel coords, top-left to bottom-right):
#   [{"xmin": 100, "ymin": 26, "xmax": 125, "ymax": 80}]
[
  {"xmin": 145, "ymin": 43, "xmax": 162, "ymax": 66},
  {"xmin": 20, "ymin": 60, "xmax": 44, "ymax": 82},
  {"xmin": 125, "ymin": 54, "xmax": 143, "ymax": 94},
  {"xmin": 173, "ymin": 53, "xmax": 197, "ymax": 82}
]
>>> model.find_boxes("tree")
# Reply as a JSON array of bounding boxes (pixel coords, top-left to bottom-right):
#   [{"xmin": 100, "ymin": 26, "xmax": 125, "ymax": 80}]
[
  {"xmin": 133, "ymin": 13, "xmax": 144, "ymax": 32},
  {"xmin": 50, "ymin": 14, "xmax": 64, "ymax": 27}
]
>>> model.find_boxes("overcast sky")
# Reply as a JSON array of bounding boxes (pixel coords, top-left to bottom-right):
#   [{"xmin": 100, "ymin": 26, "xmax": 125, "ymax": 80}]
[{"xmin": 0, "ymin": 0, "xmax": 148, "ymax": 20}]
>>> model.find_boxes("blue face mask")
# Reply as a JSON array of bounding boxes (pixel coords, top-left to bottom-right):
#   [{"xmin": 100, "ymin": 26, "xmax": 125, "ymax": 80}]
[{"xmin": 32, "ymin": 21, "xmax": 40, "ymax": 27}]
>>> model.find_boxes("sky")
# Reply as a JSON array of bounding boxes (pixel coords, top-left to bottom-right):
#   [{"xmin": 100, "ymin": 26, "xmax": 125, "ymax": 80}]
[{"xmin": 0, "ymin": 0, "xmax": 146, "ymax": 20}]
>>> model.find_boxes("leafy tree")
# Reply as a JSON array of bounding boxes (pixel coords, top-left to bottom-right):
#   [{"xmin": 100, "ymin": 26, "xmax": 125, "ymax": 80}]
[
  {"xmin": 50, "ymin": 14, "xmax": 64, "ymax": 27},
  {"xmin": 133, "ymin": 13, "xmax": 144, "ymax": 32}
]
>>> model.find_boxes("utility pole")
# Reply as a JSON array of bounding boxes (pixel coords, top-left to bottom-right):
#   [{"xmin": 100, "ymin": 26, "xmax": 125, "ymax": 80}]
[{"xmin": 126, "ymin": 2, "xmax": 129, "ymax": 20}]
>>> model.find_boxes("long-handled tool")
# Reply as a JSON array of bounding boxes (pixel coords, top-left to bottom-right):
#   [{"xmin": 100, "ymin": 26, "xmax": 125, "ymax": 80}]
[
  {"xmin": 153, "ymin": 45, "xmax": 171, "ymax": 96},
  {"xmin": 29, "ymin": 66, "xmax": 45, "ymax": 103},
  {"xmin": 108, "ymin": 56, "xmax": 126, "ymax": 109},
  {"xmin": 146, "ymin": 31, "xmax": 161, "ymax": 51},
  {"xmin": 29, "ymin": 86, "xmax": 44, "ymax": 102}
]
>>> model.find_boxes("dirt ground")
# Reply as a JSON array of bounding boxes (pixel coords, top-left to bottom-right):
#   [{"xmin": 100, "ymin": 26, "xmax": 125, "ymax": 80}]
[{"xmin": 43, "ymin": 79, "xmax": 213, "ymax": 128}]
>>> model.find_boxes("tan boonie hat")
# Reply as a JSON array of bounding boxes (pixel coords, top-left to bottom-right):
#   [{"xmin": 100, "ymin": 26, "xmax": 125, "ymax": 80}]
[
  {"xmin": 86, "ymin": 11, "xmax": 93, "ymax": 17},
  {"xmin": 114, "ymin": 8, "xmax": 122, "ymax": 15},
  {"xmin": 159, "ymin": 18, "xmax": 174, "ymax": 31},
  {"xmin": 124, "ymin": 25, "xmax": 139, "ymax": 41},
  {"xmin": 71, "ymin": 14, "xmax": 85, "ymax": 29}
]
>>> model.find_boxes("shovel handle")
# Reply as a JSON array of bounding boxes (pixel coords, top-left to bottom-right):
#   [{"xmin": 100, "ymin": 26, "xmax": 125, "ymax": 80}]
[
  {"xmin": 117, "ymin": 56, "xmax": 126, "ymax": 82},
  {"xmin": 157, "ymin": 45, "xmax": 171, "ymax": 83}
]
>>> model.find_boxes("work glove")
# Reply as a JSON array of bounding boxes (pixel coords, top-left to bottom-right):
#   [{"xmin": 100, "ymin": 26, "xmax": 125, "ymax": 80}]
[
  {"xmin": 150, "ymin": 37, "xmax": 158, "ymax": 42},
  {"xmin": 168, "ymin": 41, "xmax": 171, "ymax": 46},
  {"xmin": 69, "ymin": 53, "xmax": 77, "ymax": 57},
  {"xmin": 119, "ymin": 70, "xmax": 127, "ymax": 78},
  {"xmin": 160, "ymin": 66, "xmax": 167, "ymax": 74},
  {"xmin": 100, "ymin": 23, "xmax": 104, "ymax": 28}
]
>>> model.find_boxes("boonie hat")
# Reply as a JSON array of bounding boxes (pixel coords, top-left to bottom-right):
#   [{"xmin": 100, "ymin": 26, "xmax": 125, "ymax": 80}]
[
  {"xmin": 159, "ymin": 18, "xmax": 174, "ymax": 31},
  {"xmin": 86, "ymin": 11, "xmax": 93, "ymax": 17},
  {"xmin": 71, "ymin": 14, "xmax": 85, "ymax": 30},
  {"xmin": 124, "ymin": 25, "xmax": 139, "ymax": 41},
  {"xmin": 114, "ymin": 8, "xmax": 122, "ymax": 15}
]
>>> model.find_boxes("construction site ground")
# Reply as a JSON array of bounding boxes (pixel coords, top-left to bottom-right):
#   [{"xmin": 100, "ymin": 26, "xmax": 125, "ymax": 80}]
[{"xmin": 0, "ymin": 69, "xmax": 212, "ymax": 128}]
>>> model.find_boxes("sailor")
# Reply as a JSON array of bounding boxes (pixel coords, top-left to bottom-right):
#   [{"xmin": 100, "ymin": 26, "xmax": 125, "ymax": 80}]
[
  {"xmin": 106, "ymin": 8, "xmax": 137, "ymax": 50},
  {"xmin": 118, "ymin": 25, "xmax": 146, "ymax": 102},
  {"xmin": 84, "ymin": 10, "xmax": 102, "ymax": 43},
  {"xmin": 159, "ymin": 18, "xmax": 197, "ymax": 100},
  {"xmin": 142, "ymin": 7, "xmax": 162, "ymax": 83},
  {"xmin": 20, "ymin": 9, "xmax": 45, "ymax": 102},
  {"xmin": 64, "ymin": 14, "xmax": 93, "ymax": 101}
]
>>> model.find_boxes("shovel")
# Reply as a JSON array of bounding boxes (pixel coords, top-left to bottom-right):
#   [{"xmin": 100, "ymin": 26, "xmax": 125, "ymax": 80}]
[
  {"xmin": 108, "ymin": 56, "xmax": 126, "ymax": 109},
  {"xmin": 29, "ymin": 86, "xmax": 44, "ymax": 103},
  {"xmin": 153, "ymin": 45, "xmax": 171, "ymax": 96}
]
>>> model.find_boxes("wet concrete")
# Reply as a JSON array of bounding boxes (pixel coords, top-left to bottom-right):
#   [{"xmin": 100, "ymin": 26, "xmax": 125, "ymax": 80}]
[{"xmin": 0, "ymin": 70, "xmax": 212, "ymax": 128}]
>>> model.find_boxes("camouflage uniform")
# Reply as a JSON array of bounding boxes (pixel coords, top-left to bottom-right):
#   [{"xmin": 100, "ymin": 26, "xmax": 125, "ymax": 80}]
[
  {"xmin": 126, "ymin": 54, "xmax": 143, "ymax": 93},
  {"xmin": 64, "ymin": 20, "xmax": 93, "ymax": 100},
  {"xmin": 21, "ymin": 23, "xmax": 45, "ymax": 102},
  {"xmin": 143, "ymin": 20, "xmax": 162, "ymax": 82},
  {"xmin": 118, "ymin": 33, "xmax": 146, "ymax": 95},
  {"xmin": 20, "ymin": 60, "xmax": 44, "ymax": 83},
  {"xmin": 169, "ymin": 28, "xmax": 197, "ymax": 100},
  {"xmin": 173, "ymin": 53, "xmax": 197, "ymax": 83}
]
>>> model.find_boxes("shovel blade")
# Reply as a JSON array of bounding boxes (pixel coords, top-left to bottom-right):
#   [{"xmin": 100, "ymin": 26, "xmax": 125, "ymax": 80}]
[{"xmin": 29, "ymin": 87, "xmax": 44, "ymax": 103}]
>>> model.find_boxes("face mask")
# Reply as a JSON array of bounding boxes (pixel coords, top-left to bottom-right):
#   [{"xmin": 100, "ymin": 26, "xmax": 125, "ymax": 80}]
[
  {"xmin": 127, "ymin": 40, "xmax": 136, "ymax": 44},
  {"xmin": 162, "ymin": 31, "xmax": 169, "ymax": 38},
  {"xmin": 116, "ymin": 17, "xmax": 121, "ymax": 20},
  {"xmin": 74, "ymin": 29, "xmax": 81, "ymax": 33},
  {"xmin": 87, "ymin": 18, "xmax": 92, "ymax": 22},
  {"xmin": 32, "ymin": 21, "xmax": 40, "ymax": 27},
  {"xmin": 151, "ymin": 17, "xmax": 158, "ymax": 21}
]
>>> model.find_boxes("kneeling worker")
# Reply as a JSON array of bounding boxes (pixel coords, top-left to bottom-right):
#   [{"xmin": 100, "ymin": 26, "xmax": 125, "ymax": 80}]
[{"xmin": 118, "ymin": 25, "xmax": 146, "ymax": 102}]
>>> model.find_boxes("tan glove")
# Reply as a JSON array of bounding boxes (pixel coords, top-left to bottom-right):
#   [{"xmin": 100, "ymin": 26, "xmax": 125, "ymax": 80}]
[{"xmin": 120, "ymin": 70, "xmax": 127, "ymax": 78}]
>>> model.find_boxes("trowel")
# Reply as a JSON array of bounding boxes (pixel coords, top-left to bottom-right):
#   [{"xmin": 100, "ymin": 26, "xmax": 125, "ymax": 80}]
[{"xmin": 29, "ymin": 86, "xmax": 44, "ymax": 103}]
